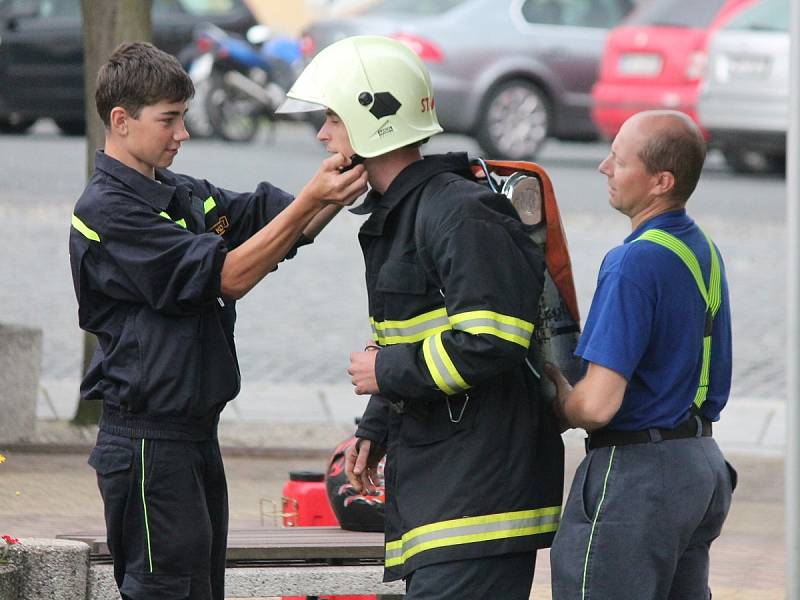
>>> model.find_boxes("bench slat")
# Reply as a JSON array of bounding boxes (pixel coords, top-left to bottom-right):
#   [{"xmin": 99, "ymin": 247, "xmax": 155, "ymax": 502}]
[{"xmin": 58, "ymin": 527, "xmax": 386, "ymax": 562}]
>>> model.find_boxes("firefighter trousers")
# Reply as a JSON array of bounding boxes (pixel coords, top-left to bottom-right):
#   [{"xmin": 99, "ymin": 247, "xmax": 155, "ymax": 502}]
[
  {"xmin": 551, "ymin": 436, "xmax": 735, "ymax": 599},
  {"xmin": 89, "ymin": 430, "xmax": 229, "ymax": 600},
  {"xmin": 404, "ymin": 550, "xmax": 537, "ymax": 599}
]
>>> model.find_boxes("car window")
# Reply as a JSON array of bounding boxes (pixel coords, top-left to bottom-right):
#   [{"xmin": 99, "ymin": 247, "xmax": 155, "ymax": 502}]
[
  {"xmin": 722, "ymin": 0, "xmax": 788, "ymax": 32},
  {"xmin": 625, "ymin": 0, "xmax": 727, "ymax": 27},
  {"xmin": 520, "ymin": 0, "xmax": 631, "ymax": 28},
  {"xmin": 365, "ymin": 0, "xmax": 466, "ymax": 16},
  {"xmin": 153, "ymin": 0, "xmax": 243, "ymax": 16}
]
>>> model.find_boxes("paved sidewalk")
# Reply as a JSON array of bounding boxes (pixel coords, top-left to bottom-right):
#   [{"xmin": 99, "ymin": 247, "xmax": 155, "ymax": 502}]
[{"xmin": 0, "ymin": 393, "xmax": 787, "ymax": 598}]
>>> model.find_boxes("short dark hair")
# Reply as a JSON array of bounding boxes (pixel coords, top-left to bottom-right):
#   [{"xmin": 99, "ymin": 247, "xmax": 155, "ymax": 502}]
[
  {"xmin": 95, "ymin": 42, "xmax": 194, "ymax": 127},
  {"xmin": 637, "ymin": 112, "xmax": 706, "ymax": 203}
]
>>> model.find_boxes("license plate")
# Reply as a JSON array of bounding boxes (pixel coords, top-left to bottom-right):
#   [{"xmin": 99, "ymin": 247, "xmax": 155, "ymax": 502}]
[
  {"xmin": 725, "ymin": 54, "xmax": 771, "ymax": 80},
  {"xmin": 617, "ymin": 53, "xmax": 663, "ymax": 77}
]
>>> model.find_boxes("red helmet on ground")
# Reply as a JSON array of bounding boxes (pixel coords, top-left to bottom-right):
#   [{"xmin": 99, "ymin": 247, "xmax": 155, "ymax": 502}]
[{"xmin": 325, "ymin": 436, "xmax": 385, "ymax": 532}]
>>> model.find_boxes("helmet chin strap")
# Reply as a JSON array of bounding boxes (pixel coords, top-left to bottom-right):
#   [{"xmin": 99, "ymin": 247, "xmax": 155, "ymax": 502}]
[{"xmin": 339, "ymin": 154, "xmax": 366, "ymax": 173}]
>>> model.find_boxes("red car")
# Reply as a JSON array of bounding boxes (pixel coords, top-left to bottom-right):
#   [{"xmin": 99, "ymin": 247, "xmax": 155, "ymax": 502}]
[{"xmin": 590, "ymin": 0, "xmax": 754, "ymax": 139}]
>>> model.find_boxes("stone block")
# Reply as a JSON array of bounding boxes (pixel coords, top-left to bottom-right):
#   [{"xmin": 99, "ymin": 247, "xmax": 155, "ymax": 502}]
[
  {"xmin": 87, "ymin": 565, "xmax": 120, "ymax": 600},
  {"xmin": 89, "ymin": 563, "xmax": 406, "ymax": 598},
  {"xmin": 0, "ymin": 323, "xmax": 42, "ymax": 444},
  {"xmin": 0, "ymin": 564, "xmax": 20, "ymax": 599},
  {"xmin": 7, "ymin": 538, "xmax": 89, "ymax": 600}
]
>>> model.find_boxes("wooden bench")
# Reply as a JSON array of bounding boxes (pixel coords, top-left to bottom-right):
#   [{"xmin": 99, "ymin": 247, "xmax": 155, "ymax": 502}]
[{"xmin": 58, "ymin": 527, "xmax": 405, "ymax": 599}]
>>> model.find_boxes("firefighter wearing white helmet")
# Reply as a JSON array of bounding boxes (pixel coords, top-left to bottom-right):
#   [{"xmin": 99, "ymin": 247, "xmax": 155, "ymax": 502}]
[
  {"xmin": 282, "ymin": 36, "xmax": 564, "ymax": 599},
  {"xmin": 278, "ymin": 35, "xmax": 442, "ymax": 158}
]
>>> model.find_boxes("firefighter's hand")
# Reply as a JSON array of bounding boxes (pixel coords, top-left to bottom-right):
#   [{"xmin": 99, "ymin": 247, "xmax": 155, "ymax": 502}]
[
  {"xmin": 348, "ymin": 347, "xmax": 380, "ymax": 395},
  {"xmin": 544, "ymin": 362, "xmax": 572, "ymax": 433},
  {"xmin": 301, "ymin": 153, "xmax": 368, "ymax": 207},
  {"xmin": 346, "ymin": 438, "xmax": 382, "ymax": 494}
]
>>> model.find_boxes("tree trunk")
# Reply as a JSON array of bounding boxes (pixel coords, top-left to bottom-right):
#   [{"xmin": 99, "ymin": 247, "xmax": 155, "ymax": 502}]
[{"xmin": 73, "ymin": 0, "xmax": 153, "ymax": 426}]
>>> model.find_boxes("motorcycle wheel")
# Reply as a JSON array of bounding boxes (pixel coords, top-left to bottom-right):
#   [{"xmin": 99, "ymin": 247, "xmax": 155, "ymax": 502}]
[{"xmin": 205, "ymin": 74, "xmax": 261, "ymax": 143}]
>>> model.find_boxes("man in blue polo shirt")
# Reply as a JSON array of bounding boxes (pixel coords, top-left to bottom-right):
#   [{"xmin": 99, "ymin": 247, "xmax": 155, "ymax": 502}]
[{"xmin": 545, "ymin": 110, "xmax": 736, "ymax": 599}]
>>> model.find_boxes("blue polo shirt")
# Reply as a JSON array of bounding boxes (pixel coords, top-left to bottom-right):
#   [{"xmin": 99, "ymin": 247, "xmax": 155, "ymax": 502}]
[{"xmin": 576, "ymin": 209, "xmax": 732, "ymax": 431}]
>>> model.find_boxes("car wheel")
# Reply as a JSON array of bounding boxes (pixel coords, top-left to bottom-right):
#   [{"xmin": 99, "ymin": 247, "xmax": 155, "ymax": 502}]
[
  {"xmin": 0, "ymin": 116, "xmax": 36, "ymax": 134},
  {"xmin": 477, "ymin": 79, "xmax": 550, "ymax": 160},
  {"xmin": 723, "ymin": 147, "xmax": 785, "ymax": 175},
  {"xmin": 55, "ymin": 119, "xmax": 86, "ymax": 136}
]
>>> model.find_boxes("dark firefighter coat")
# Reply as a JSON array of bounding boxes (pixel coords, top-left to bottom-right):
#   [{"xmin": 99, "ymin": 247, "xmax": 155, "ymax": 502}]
[{"xmin": 353, "ymin": 153, "xmax": 564, "ymax": 581}]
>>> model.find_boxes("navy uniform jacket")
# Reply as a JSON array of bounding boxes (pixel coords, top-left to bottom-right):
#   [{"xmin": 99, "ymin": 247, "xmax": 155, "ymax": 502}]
[
  {"xmin": 352, "ymin": 153, "xmax": 564, "ymax": 581},
  {"xmin": 69, "ymin": 151, "xmax": 307, "ymax": 440}
]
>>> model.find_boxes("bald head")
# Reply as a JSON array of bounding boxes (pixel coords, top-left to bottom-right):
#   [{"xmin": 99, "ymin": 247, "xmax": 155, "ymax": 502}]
[{"xmin": 622, "ymin": 110, "xmax": 706, "ymax": 203}]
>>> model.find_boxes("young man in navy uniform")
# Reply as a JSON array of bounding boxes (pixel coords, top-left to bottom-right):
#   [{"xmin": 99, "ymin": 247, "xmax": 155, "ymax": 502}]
[
  {"xmin": 69, "ymin": 42, "xmax": 366, "ymax": 600},
  {"xmin": 546, "ymin": 110, "xmax": 736, "ymax": 599}
]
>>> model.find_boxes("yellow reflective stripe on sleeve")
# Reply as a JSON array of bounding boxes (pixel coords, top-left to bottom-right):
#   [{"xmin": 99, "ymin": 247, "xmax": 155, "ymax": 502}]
[
  {"xmin": 71, "ymin": 214, "xmax": 100, "ymax": 242},
  {"xmin": 384, "ymin": 507, "xmax": 561, "ymax": 568},
  {"xmin": 159, "ymin": 211, "xmax": 187, "ymax": 229},
  {"xmin": 204, "ymin": 196, "xmax": 216, "ymax": 214},
  {"xmin": 422, "ymin": 332, "xmax": 469, "ymax": 395},
  {"xmin": 449, "ymin": 310, "xmax": 534, "ymax": 349},
  {"xmin": 371, "ymin": 307, "xmax": 451, "ymax": 345}
]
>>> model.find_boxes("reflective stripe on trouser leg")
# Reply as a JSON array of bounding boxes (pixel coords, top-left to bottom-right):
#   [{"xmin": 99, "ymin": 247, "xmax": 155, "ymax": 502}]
[{"xmin": 140, "ymin": 439, "xmax": 154, "ymax": 573}]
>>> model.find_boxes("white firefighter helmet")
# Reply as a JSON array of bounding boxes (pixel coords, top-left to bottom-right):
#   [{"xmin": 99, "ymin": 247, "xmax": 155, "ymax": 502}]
[{"xmin": 277, "ymin": 35, "xmax": 443, "ymax": 158}]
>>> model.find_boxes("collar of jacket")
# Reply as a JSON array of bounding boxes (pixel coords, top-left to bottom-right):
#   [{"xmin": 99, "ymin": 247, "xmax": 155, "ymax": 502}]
[
  {"xmin": 93, "ymin": 149, "xmax": 177, "ymax": 212},
  {"xmin": 352, "ymin": 152, "xmax": 473, "ymax": 236}
]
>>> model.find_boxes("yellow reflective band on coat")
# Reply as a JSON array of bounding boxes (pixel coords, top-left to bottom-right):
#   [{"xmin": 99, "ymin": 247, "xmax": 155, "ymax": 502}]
[
  {"xmin": 159, "ymin": 211, "xmax": 187, "ymax": 229},
  {"xmin": 204, "ymin": 196, "xmax": 216, "ymax": 214},
  {"xmin": 384, "ymin": 507, "xmax": 561, "ymax": 568},
  {"xmin": 423, "ymin": 332, "xmax": 469, "ymax": 395},
  {"xmin": 71, "ymin": 214, "xmax": 100, "ymax": 242},
  {"xmin": 449, "ymin": 310, "xmax": 534, "ymax": 349},
  {"xmin": 371, "ymin": 307, "xmax": 450, "ymax": 345}
]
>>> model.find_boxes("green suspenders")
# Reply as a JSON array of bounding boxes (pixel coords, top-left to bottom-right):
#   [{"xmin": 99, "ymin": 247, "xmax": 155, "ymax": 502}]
[{"xmin": 634, "ymin": 228, "xmax": 722, "ymax": 409}]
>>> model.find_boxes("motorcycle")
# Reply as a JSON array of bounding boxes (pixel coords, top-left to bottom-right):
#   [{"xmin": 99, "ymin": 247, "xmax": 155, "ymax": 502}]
[{"xmin": 185, "ymin": 23, "xmax": 303, "ymax": 143}]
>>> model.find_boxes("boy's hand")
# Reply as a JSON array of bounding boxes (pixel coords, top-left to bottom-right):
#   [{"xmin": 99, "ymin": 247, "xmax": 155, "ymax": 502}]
[{"xmin": 302, "ymin": 153, "xmax": 368, "ymax": 207}]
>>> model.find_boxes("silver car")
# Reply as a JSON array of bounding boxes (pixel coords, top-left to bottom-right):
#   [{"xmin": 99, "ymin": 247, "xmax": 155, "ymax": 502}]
[
  {"xmin": 302, "ymin": 0, "xmax": 633, "ymax": 159},
  {"xmin": 698, "ymin": 0, "xmax": 789, "ymax": 173}
]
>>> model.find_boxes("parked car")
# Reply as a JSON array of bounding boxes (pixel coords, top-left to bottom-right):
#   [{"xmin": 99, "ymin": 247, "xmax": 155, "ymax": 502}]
[
  {"xmin": 590, "ymin": 0, "xmax": 753, "ymax": 140},
  {"xmin": 698, "ymin": 0, "xmax": 788, "ymax": 173},
  {"xmin": 301, "ymin": 0, "xmax": 635, "ymax": 160},
  {"xmin": 0, "ymin": 0, "xmax": 256, "ymax": 135}
]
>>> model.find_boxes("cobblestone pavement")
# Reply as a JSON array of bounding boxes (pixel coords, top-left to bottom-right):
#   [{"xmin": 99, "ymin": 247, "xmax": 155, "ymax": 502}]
[
  {"xmin": 0, "ymin": 122, "xmax": 786, "ymax": 420},
  {"xmin": 0, "ymin": 436, "xmax": 784, "ymax": 598}
]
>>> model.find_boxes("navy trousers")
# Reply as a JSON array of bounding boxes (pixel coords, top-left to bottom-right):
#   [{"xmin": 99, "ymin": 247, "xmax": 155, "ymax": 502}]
[
  {"xmin": 404, "ymin": 551, "xmax": 537, "ymax": 600},
  {"xmin": 89, "ymin": 430, "xmax": 228, "ymax": 600},
  {"xmin": 550, "ymin": 436, "xmax": 736, "ymax": 600}
]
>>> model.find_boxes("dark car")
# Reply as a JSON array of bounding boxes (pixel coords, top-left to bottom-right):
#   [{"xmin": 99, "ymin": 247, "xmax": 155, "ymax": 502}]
[
  {"xmin": 301, "ymin": 0, "xmax": 634, "ymax": 160},
  {"xmin": 0, "ymin": 0, "xmax": 256, "ymax": 135}
]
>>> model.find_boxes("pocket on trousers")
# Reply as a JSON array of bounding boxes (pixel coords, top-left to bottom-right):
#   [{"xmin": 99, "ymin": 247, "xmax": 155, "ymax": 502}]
[
  {"xmin": 578, "ymin": 450, "xmax": 602, "ymax": 523},
  {"xmin": 121, "ymin": 572, "xmax": 192, "ymax": 599},
  {"xmin": 88, "ymin": 444, "xmax": 133, "ymax": 476},
  {"xmin": 725, "ymin": 459, "xmax": 738, "ymax": 493}
]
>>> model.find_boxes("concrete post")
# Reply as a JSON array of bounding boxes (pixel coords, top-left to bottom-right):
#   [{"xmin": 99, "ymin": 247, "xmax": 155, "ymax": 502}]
[
  {"xmin": 0, "ymin": 323, "xmax": 43, "ymax": 444},
  {"xmin": 7, "ymin": 538, "xmax": 90, "ymax": 600}
]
